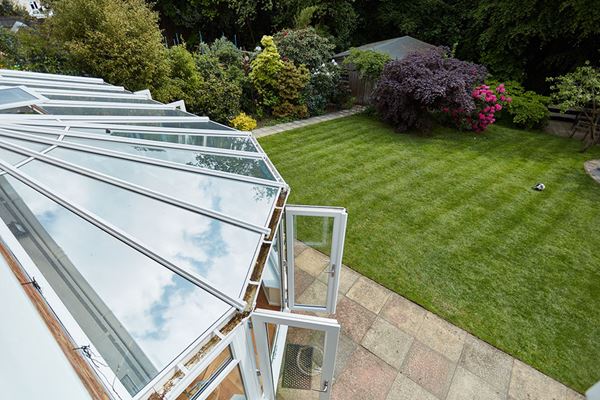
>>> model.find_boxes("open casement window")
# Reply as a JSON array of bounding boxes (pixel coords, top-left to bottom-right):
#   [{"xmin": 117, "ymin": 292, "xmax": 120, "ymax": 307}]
[
  {"xmin": 285, "ymin": 205, "xmax": 347, "ymax": 314},
  {"xmin": 252, "ymin": 309, "xmax": 340, "ymax": 400}
]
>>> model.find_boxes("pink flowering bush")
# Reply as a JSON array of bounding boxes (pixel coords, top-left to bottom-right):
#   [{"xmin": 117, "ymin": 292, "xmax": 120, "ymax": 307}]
[{"xmin": 445, "ymin": 83, "xmax": 512, "ymax": 133}]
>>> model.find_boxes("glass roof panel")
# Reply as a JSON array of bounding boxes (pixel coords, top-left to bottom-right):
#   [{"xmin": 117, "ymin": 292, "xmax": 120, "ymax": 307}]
[
  {"xmin": 43, "ymin": 94, "xmax": 160, "ymax": 104},
  {"xmin": 0, "ymin": 81, "xmax": 124, "ymax": 93},
  {"xmin": 63, "ymin": 137, "xmax": 276, "ymax": 180},
  {"xmin": 0, "ymin": 175, "xmax": 232, "ymax": 396},
  {"xmin": 46, "ymin": 147, "xmax": 278, "ymax": 225},
  {"xmin": 0, "ymin": 136, "xmax": 55, "ymax": 152},
  {"xmin": 69, "ymin": 128, "xmax": 258, "ymax": 152},
  {"xmin": 40, "ymin": 106, "xmax": 190, "ymax": 117},
  {"xmin": 0, "ymin": 147, "xmax": 31, "ymax": 165},
  {"xmin": 0, "ymin": 87, "xmax": 40, "ymax": 110},
  {"xmin": 19, "ymin": 159, "xmax": 262, "ymax": 298}
]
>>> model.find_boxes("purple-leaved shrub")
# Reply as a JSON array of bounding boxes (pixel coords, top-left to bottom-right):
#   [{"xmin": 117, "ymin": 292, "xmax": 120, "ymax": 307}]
[{"xmin": 372, "ymin": 47, "xmax": 488, "ymax": 132}]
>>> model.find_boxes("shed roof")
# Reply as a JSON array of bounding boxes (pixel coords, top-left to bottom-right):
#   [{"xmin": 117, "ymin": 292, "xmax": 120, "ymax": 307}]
[
  {"xmin": 0, "ymin": 69, "xmax": 286, "ymax": 399},
  {"xmin": 334, "ymin": 35, "xmax": 435, "ymax": 60}
]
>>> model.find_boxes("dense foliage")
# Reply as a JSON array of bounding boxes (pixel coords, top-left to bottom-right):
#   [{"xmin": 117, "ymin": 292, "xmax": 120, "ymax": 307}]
[
  {"xmin": 494, "ymin": 81, "xmax": 550, "ymax": 129},
  {"xmin": 273, "ymin": 27, "xmax": 335, "ymax": 71},
  {"xmin": 549, "ymin": 63, "xmax": 600, "ymax": 151},
  {"xmin": 273, "ymin": 60, "xmax": 310, "ymax": 118},
  {"xmin": 153, "ymin": 0, "xmax": 599, "ymax": 93},
  {"xmin": 47, "ymin": 0, "xmax": 169, "ymax": 91},
  {"xmin": 373, "ymin": 48, "xmax": 488, "ymax": 131},
  {"xmin": 343, "ymin": 48, "xmax": 391, "ymax": 81}
]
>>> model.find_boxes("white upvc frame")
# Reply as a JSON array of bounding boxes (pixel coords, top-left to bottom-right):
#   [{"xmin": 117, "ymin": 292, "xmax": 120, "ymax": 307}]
[
  {"xmin": 0, "ymin": 85, "xmax": 48, "ymax": 110},
  {"xmin": 252, "ymin": 309, "xmax": 340, "ymax": 400},
  {"xmin": 285, "ymin": 205, "xmax": 347, "ymax": 314},
  {"xmin": 0, "ymin": 77, "xmax": 126, "ymax": 92},
  {"xmin": 0, "ymin": 68, "xmax": 105, "ymax": 84},
  {"xmin": 0, "ymin": 128, "xmax": 285, "ymax": 187},
  {"xmin": 162, "ymin": 322, "xmax": 262, "ymax": 400},
  {"xmin": 0, "ymin": 114, "xmax": 207, "ymax": 123},
  {"xmin": 36, "ymin": 88, "xmax": 153, "ymax": 100},
  {"xmin": 41, "ymin": 100, "xmax": 182, "ymax": 110},
  {"xmin": 0, "ymin": 157, "xmax": 248, "ymax": 311},
  {"xmin": 2, "ymin": 120, "xmax": 244, "ymax": 136},
  {"xmin": 0, "ymin": 138, "xmax": 272, "ymax": 235}
]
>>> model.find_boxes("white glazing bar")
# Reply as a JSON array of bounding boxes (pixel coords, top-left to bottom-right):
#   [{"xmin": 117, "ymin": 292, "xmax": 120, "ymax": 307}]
[
  {"xmin": 0, "ymin": 68, "xmax": 105, "ymax": 84},
  {"xmin": 0, "ymin": 138, "xmax": 272, "ymax": 235},
  {"xmin": 35, "ymin": 88, "xmax": 151, "ymax": 99},
  {"xmin": 0, "ymin": 77, "xmax": 125, "ymax": 92},
  {"xmin": 0, "ymin": 158, "xmax": 248, "ymax": 311},
  {"xmin": 2, "ymin": 120, "xmax": 246, "ymax": 136},
  {"xmin": 42, "ymin": 101, "xmax": 181, "ymax": 110},
  {"xmin": 0, "ymin": 129, "xmax": 285, "ymax": 187},
  {"xmin": 0, "ymin": 115, "xmax": 208, "ymax": 122}
]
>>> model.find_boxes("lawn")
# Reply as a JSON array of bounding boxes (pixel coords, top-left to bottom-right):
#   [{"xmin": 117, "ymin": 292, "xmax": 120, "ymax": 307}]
[{"xmin": 259, "ymin": 114, "xmax": 600, "ymax": 393}]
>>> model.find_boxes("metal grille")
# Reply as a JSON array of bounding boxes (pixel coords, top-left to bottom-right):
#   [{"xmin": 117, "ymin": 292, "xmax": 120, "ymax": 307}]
[{"xmin": 281, "ymin": 344, "xmax": 313, "ymax": 390}]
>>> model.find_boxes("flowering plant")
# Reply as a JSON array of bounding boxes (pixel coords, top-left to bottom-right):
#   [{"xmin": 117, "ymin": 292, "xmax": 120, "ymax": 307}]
[{"xmin": 445, "ymin": 84, "xmax": 512, "ymax": 133}]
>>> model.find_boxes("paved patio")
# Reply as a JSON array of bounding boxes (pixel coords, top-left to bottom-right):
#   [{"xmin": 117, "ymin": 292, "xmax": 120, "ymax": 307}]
[
  {"xmin": 279, "ymin": 243, "xmax": 584, "ymax": 400},
  {"xmin": 252, "ymin": 106, "xmax": 365, "ymax": 138}
]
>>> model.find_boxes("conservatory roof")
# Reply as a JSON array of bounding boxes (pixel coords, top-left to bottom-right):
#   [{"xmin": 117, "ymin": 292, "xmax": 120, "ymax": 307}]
[{"xmin": 0, "ymin": 69, "xmax": 286, "ymax": 398}]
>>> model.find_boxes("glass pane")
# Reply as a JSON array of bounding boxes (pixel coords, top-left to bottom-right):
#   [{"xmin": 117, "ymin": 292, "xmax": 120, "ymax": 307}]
[
  {"xmin": 293, "ymin": 215, "xmax": 334, "ymax": 309},
  {"xmin": 0, "ymin": 80, "xmax": 122, "ymax": 93},
  {"xmin": 19, "ymin": 159, "xmax": 263, "ymax": 298},
  {"xmin": 63, "ymin": 127, "xmax": 257, "ymax": 152},
  {"xmin": 0, "ymin": 175, "xmax": 232, "ymax": 396},
  {"xmin": 206, "ymin": 364, "xmax": 247, "ymax": 400},
  {"xmin": 63, "ymin": 137, "xmax": 276, "ymax": 180},
  {"xmin": 277, "ymin": 326, "xmax": 325, "ymax": 399},
  {"xmin": 44, "ymin": 94, "xmax": 160, "ymax": 104},
  {"xmin": 45, "ymin": 147, "xmax": 278, "ymax": 226},
  {"xmin": 40, "ymin": 105, "xmax": 190, "ymax": 117},
  {"xmin": 260, "ymin": 232, "xmax": 283, "ymax": 308},
  {"xmin": 177, "ymin": 346, "xmax": 234, "ymax": 400},
  {"xmin": 0, "ymin": 87, "xmax": 37, "ymax": 105},
  {"xmin": 0, "ymin": 147, "xmax": 30, "ymax": 165},
  {"xmin": 0, "ymin": 136, "xmax": 55, "ymax": 153}
]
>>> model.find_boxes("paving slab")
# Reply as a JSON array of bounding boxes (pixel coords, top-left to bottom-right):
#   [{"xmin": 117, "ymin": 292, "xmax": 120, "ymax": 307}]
[
  {"xmin": 334, "ymin": 333, "xmax": 358, "ymax": 379},
  {"xmin": 380, "ymin": 293, "xmax": 427, "ymax": 336},
  {"xmin": 296, "ymin": 278, "xmax": 328, "ymax": 307},
  {"xmin": 508, "ymin": 360, "xmax": 566, "ymax": 400},
  {"xmin": 417, "ymin": 312, "xmax": 466, "ymax": 363},
  {"xmin": 318, "ymin": 264, "xmax": 360, "ymax": 295},
  {"xmin": 361, "ymin": 317, "xmax": 414, "ymax": 369},
  {"xmin": 447, "ymin": 366, "xmax": 505, "ymax": 400},
  {"xmin": 401, "ymin": 341, "xmax": 456, "ymax": 399},
  {"xmin": 334, "ymin": 296, "xmax": 377, "ymax": 343},
  {"xmin": 331, "ymin": 346, "xmax": 397, "ymax": 400},
  {"xmin": 459, "ymin": 334, "xmax": 513, "ymax": 393},
  {"xmin": 294, "ymin": 247, "xmax": 329, "ymax": 277},
  {"xmin": 386, "ymin": 373, "xmax": 437, "ymax": 400},
  {"xmin": 291, "ymin": 267, "xmax": 314, "ymax": 299},
  {"xmin": 346, "ymin": 276, "xmax": 391, "ymax": 314}
]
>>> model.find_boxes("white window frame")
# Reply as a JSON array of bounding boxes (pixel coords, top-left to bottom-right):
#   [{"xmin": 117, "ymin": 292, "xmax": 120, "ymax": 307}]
[
  {"xmin": 251, "ymin": 309, "xmax": 340, "ymax": 400},
  {"xmin": 285, "ymin": 205, "xmax": 347, "ymax": 314},
  {"xmin": 0, "ymin": 85, "xmax": 48, "ymax": 110}
]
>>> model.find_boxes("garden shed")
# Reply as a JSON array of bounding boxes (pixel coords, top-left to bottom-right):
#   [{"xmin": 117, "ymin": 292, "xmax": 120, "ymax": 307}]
[
  {"xmin": 334, "ymin": 35, "xmax": 435, "ymax": 104},
  {"xmin": 0, "ymin": 69, "xmax": 347, "ymax": 400}
]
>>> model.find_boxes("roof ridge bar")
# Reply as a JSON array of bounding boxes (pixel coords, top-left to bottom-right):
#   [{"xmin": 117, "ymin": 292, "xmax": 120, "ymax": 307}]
[
  {"xmin": 0, "ymin": 77, "xmax": 125, "ymax": 92},
  {"xmin": 2, "ymin": 121, "xmax": 247, "ymax": 136},
  {"xmin": 0, "ymin": 157, "xmax": 247, "ymax": 311},
  {"xmin": 0, "ymin": 129, "xmax": 285, "ymax": 187},
  {"xmin": 0, "ymin": 123, "xmax": 258, "ymax": 158},
  {"xmin": 43, "ymin": 101, "xmax": 182, "ymax": 110},
  {"xmin": 0, "ymin": 68, "xmax": 106, "ymax": 84},
  {"xmin": 0, "ymin": 138, "xmax": 272, "ymax": 235}
]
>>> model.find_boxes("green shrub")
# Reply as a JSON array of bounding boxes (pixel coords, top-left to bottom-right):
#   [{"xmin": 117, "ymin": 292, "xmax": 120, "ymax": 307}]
[
  {"xmin": 48, "ymin": 0, "xmax": 169, "ymax": 91},
  {"xmin": 250, "ymin": 36, "xmax": 284, "ymax": 109},
  {"xmin": 489, "ymin": 81, "xmax": 549, "ymax": 129},
  {"xmin": 275, "ymin": 60, "xmax": 310, "ymax": 115},
  {"xmin": 230, "ymin": 112, "xmax": 257, "ymax": 131},
  {"xmin": 304, "ymin": 61, "xmax": 351, "ymax": 115},
  {"xmin": 273, "ymin": 102, "xmax": 309, "ymax": 119},
  {"xmin": 273, "ymin": 27, "xmax": 335, "ymax": 72},
  {"xmin": 343, "ymin": 48, "xmax": 391, "ymax": 81}
]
